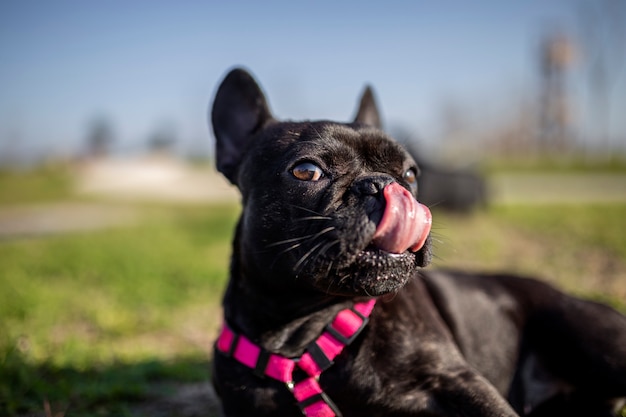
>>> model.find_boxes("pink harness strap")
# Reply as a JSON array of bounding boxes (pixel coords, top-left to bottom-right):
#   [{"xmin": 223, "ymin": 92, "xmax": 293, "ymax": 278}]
[{"xmin": 215, "ymin": 299, "xmax": 376, "ymax": 417}]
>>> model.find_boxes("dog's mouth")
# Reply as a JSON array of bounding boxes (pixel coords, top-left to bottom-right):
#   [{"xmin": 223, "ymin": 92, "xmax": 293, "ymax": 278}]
[
  {"xmin": 371, "ymin": 182, "xmax": 432, "ymax": 254},
  {"xmin": 322, "ymin": 182, "xmax": 432, "ymax": 296}
]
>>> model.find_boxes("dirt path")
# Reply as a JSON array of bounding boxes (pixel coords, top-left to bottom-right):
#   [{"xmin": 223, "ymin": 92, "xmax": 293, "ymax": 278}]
[
  {"xmin": 491, "ymin": 173, "xmax": 626, "ymax": 204},
  {"xmin": 0, "ymin": 163, "xmax": 238, "ymax": 239},
  {"xmin": 0, "ymin": 202, "xmax": 139, "ymax": 239}
]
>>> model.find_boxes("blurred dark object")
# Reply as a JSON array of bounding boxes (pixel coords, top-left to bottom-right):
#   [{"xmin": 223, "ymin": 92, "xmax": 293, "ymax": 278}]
[
  {"xmin": 416, "ymin": 159, "xmax": 487, "ymax": 213},
  {"xmin": 404, "ymin": 141, "xmax": 488, "ymax": 213}
]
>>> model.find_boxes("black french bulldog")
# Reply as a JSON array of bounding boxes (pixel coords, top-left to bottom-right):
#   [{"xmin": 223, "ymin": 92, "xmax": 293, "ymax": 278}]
[{"xmin": 209, "ymin": 67, "xmax": 626, "ymax": 417}]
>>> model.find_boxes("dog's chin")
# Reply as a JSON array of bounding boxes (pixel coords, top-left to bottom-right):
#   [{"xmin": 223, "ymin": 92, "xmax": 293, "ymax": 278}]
[
  {"xmin": 313, "ymin": 245, "xmax": 428, "ymax": 297},
  {"xmin": 351, "ymin": 248, "xmax": 417, "ymax": 296}
]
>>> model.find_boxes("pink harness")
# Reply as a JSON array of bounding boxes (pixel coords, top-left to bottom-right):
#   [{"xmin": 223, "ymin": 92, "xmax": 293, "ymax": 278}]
[{"xmin": 215, "ymin": 299, "xmax": 377, "ymax": 417}]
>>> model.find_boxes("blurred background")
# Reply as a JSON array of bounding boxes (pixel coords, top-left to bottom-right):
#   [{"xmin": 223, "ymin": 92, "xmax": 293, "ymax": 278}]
[
  {"xmin": 1, "ymin": 0, "xmax": 625, "ymax": 205},
  {"xmin": 1, "ymin": 1, "xmax": 626, "ymax": 416},
  {"xmin": 2, "ymin": 0, "xmax": 625, "ymax": 167}
]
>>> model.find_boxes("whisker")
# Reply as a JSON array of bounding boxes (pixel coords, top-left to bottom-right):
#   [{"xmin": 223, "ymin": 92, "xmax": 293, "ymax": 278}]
[
  {"xmin": 318, "ymin": 240, "xmax": 340, "ymax": 259},
  {"xmin": 266, "ymin": 234, "xmax": 316, "ymax": 248},
  {"xmin": 323, "ymin": 261, "xmax": 335, "ymax": 293},
  {"xmin": 266, "ymin": 224, "xmax": 336, "ymax": 250},
  {"xmin": 383, "ymin": 290, "xmax": 399, "ymax": 301},
  {"xmin": 294, "ymin": 215, "xmax": 332, "ymax": 222},
  {"xmin": 324, "ymin": 260, "xmax": 334, "ymax": 280},
  {"xmin": 269, "ymin": 240, "xmax": 310, "ymax": 271},
  {"xmin": 269, "ymin": 226, "xmax": 337, "ymax": 273},
  {"xmin": 311, "ymin": 125, "xmax": 324, "ymax": 141},
  {"xmin": 293, "ymin": 241, "xmax": 325, "ymax": 273},
  {"xmin": 310, "ymin": 240, "xmax": 340, "ymax": 292},
  {"xmin": 310, "ymin": 226, "xmax": 336, "ymax": 240},
  {"xmin": 275, "ymin": 242, "xmax": 304, "ymax": 257},
  {"xmin": 428, "ymin": 236, "xmax": 446, "ymax": 246},
  {"xmin": 430, "ymin": 253, "xmax": 446, "ymax": 262},
  {"xmin": 337, "ymin": 273, "xmax": 351, "ymax": 287},
  {"xmin": 287, "ymin": 204, "xmax": 326, "ymax": 217},
  {"xmin": 426, "ymin": 200, "xmax": 446, "ymax": 210}
]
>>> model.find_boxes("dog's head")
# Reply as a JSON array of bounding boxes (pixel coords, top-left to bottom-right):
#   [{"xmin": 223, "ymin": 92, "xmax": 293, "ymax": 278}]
[{"xmin": 211, "ymin": 68, "xmax": 431, "ymax": 297}]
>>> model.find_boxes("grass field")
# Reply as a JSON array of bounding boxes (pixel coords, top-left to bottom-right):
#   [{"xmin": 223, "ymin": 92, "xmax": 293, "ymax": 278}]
[
  {"xmin": 1, "ymin": 203, "xmax": 239, "ymax": 416},
  {"xmin": 1, "ymin": 166, "xmax": 626, "ymax": 416}
]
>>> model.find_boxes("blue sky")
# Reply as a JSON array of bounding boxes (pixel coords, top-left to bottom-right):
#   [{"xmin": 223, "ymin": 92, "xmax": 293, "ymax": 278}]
[{"xmin": 0, "ymin": 1, "xmax": 623, "ymax": 162}]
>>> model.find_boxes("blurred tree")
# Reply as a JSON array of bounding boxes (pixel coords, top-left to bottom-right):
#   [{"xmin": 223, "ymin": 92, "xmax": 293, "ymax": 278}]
[
  {"xmin": 147, "ymin": 121, "xmax": 177, "ymax": 155},
  {"xmin": 86, "ymin": 117, "xmax": 115, "ymax": 157}
]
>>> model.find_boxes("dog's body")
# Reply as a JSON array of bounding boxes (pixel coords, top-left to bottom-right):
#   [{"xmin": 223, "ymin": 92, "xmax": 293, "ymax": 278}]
[{"xmin": 210, "ymin": 68, "xmax": 626, "ymax": 416}]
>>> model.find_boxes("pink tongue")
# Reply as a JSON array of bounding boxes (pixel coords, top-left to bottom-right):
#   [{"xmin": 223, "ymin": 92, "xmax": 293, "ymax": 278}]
[{"xmin": 371, "ymin": 182, "xmax": 432, "ymax": 254}]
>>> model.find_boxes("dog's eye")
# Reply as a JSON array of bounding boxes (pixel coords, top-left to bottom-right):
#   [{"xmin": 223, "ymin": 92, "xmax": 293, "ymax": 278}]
[
  {"xmin": 292, "ymin": 162, "xmax": 324, "ymax": 181},
  {"xmin": 403, "ymin": 168, "xmax": 417, "ymax": 185}
]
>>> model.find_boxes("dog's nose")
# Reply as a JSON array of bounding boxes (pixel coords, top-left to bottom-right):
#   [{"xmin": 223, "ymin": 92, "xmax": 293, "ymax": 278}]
[{"xmin": 351, "ymin": 175, "xmax": 394, "ymax": 197}]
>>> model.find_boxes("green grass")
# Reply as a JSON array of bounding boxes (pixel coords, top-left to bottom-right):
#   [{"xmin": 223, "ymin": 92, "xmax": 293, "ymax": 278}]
[
  {"xmin": 1, "ymin": 350, "xmax": 208, "ymax": 416},
  {"xmin": 493, "ymin": 204, "xmax": 626, "ymax": 259},
  {"xmin": 1, "ymin": 167, "xmax": 626, "ymax": 416},
  {"xmin": 0, "ymin": 204, "xmax": 239, "ymax": 415}
]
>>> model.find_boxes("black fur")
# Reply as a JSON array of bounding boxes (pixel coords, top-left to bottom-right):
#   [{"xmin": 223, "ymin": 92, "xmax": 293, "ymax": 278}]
[{"xmin": 210, "ymin": 67, "xmax": 626, "ymax": 416}]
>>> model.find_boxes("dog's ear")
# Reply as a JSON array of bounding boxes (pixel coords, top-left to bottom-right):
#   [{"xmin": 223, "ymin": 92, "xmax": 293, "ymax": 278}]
[
  {"xmin": 211, "ymin": 68, "xmax": 274, "ymax": 185},
  {"xmin": 353, "ymin": 85, "xmax": 382, "ymax": 129}
]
